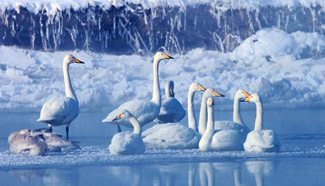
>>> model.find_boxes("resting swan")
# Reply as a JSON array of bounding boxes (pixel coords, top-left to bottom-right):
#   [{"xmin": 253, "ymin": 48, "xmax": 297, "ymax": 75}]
[
  {"xmin": 199, "ymin": 97, "xmax": 246, "ymax": 151},
  {"xmin": 142, "ymin": 83, "xmax": 208, "ymax": 149},
  {"xmin": 214, "ymin": 90, "xmax": 251, "ymax": 132},
  {"xmin": 154, "ymin": 80, "xmax": 186, "ymax": 123},
  {"xmin": 37, "ymin": 54, "xmax": 85, "ymax": 139},
  {"xmin": 243, "ymin": 93, "xmax": 281, "ymax": 152},
  {"xmin": 102, "ymin": 52, "xmax": 174, "ymax": 131},
  {"xmin": 109, "ymin": 110, "xmax": 146, "ymax": 155},
  {"xmin": 8, "ymin": 129, "xmax": 48, "ymax": 156}
]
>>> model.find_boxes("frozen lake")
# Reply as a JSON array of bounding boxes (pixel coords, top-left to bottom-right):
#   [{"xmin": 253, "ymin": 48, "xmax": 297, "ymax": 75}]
[{"xmin": 0, "ymin": 108, "xmax": 324, "ymax": 185}]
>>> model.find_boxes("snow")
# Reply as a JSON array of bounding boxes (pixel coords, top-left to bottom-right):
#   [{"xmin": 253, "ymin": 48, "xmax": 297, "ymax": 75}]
[
  {"xmin": 0, "ymin": 28, "xmax": 324, "ymax": 110},
  {"xmin": 1, "ymin": 0, "xmax": 325, "ymax": 15}
]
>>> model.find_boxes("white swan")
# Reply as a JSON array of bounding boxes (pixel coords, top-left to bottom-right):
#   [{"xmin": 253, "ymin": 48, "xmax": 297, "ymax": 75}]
[
  {"xmin": 37, "ymin": 54, "xmax": 85, "ymax": 139},
  {"xmin": 154, "ymin": 80, "xmax": 186, "ymax": 123},
  {"xmin": 109, "ymin": 110, "xmax": 146, "ymax": 155},
  {"xmin": 102, "ymin": 52, "xmax": 174, "ymax": 130},
  {"xmin": 142, "ymin": 83, "xmax": 208, "ymax": 149},
  {"xmin": 199, "ymin": 97, "xmax": 246, "ymax": 151},
  {"xmin": 31, "ymin": 128, "xmax": 80, "ymax": 152},
  {"xmin": 243, "ymin": 93, "xmax": 281, "ymax": 152},
  {"xmin": 214, "ymin": 90, "xmax": 251, "ymax": 132},
  {"xmin": 8, "ymin": 129, "xmax": 48, "ymax": 156}
]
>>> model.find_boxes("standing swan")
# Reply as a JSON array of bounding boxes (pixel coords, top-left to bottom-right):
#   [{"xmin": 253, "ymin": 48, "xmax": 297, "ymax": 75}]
[
  {"xmin": 142, "ymin": 83, "xmax": 208, "ymax": 149},
  {"xmin": 109, "ymin": 110, "xmax": 146, "ymax": 155},
  {"xmin": 214, "ymin": 90, "xmax": 251, "ymax": 132},
  {"xmin": 37, "ymin": 54, "xmax": 85, "ymax": 139},
  {"xmin": 243, "ymin": 93, "xmax": 281, "ymax": 152},
  {"xmin": 199, "ymin": 97, "xmax": 246, "ymax": 151},
  {"xmin": 102, "ymin": 52, "xmax": 173, "ymax": 130},
  {"xmin": 154, "ymin": 80, "xmax": 186, "ymax": 123}
]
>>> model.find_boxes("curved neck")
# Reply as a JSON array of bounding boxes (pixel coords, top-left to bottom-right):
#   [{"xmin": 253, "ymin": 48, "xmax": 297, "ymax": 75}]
[
  {"xmin": 198, "ymin": 94, "xmax": 208, "ymax": 135},
  {"xmin": 187, "ymin": 88, "xmax": 197, "ymax": 131},
  {"xmin": 233, "ymin": 98, "xmax": 244, "ymax": 125},
  {"xmin": 254, "ymin": 101, "xmax": 263, "ymax": 131},
  {"xmin": 130, "ymin": 117, "xmax": 142, "ymax": 135},
  {"xmin": 63, "ymin": 62, "xmax": 77, "ymax": 100},
  {"xmin": 151, "ymin": 59, "xmax": 161, "ymax": 106},
  {"xmin": 201, "ymin": 105, "xmax": 214, "ymax": 143}
]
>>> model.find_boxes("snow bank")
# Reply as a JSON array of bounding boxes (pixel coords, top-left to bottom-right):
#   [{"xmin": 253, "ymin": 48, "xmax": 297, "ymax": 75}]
[
  {"xmin": 1, "ymin": 0, "xmax": 325, "ymax": 15},
  {"xmin": 0, "ymin": 28, "xmax": 324, "ymax": 111}
]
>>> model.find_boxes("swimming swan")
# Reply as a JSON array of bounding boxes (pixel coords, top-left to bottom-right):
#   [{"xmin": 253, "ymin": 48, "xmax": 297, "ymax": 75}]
[
  {"xmin": 8, "ymin": 129, "xmax": 48, "ymax": 156},
  {"xmin": 199, "ymin": 97, "xmax": 246, "ymax": 151},
  {"xmin": 154, "ymin": 80, "xmax": 186, "ymax": 123},
  {"xmin": 243, "ymin": 93, "xmax": 281, "ymax": 152},
  {"xmin": 102, "ymin": 52, "xmax": 174, "ymax": 130},
  {"xmin": 142, "ymin": 83, "xmax": 207, "ymax": 149},
  {"xmin": 214, "ymin": 90, "xmax": 251, "ymax": 132},
  {"xmin": 109, "ymin": 110, "xmax": 146, "ymax": 155},
  {"xmin": 37, "ymin": 54, "xmax": 85, "ymax": 139}
]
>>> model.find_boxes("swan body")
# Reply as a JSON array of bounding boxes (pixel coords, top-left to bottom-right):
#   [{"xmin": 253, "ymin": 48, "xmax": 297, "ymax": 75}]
[
  {"xmin": 9, "ymin": 129, "xmax": 48, "ymax": 156},
  {"xmin": 199, "ymin": 97, "xmax": 245, "ymax": 151},
  {"xmin": 37, "ymin": 54, "xmax": 85, "ymax": 139},
  {"xmin": 103, "ymin": 52, "xmax": 174, "ymax": 128},
  {"xmin": 154, "ymin": 81, "xmax": 186, "ymax": 123},
  {"xmin": 243, "ymin": 93, "xmax": 281, "ymax": 152},
  {"xmin": 109, "ymin": 110, "xmax": 146, "ymax": 155},
  {"xmin": 214, "ymin": 90, "xmax": 251, "ymax": 133},
  {"xmin": 142, "ymin": 84, "xmax": 222, "ymax": 149}
]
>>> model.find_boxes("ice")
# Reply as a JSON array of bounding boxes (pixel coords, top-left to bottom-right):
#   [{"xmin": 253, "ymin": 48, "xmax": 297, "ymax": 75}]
[{"xmin": 0, "ymin": 28, "xmax": 324, "ymax": 111}]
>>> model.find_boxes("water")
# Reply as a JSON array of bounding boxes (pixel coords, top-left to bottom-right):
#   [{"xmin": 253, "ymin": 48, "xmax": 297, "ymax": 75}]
[{"xmin": 0, "ymin": 108, "xmax": 325, "ymax": 185}]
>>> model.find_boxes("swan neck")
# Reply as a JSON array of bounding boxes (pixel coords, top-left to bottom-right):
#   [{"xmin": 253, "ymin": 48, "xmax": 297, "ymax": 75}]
[
  {"xmin": 165, "ymin": 83, "xmax": 171, "ymax": 98},
  {"xmin": 187, "ymin": 89, "xmax": 197, "ymax": 131},
  {"xmin": 206, "ymin": 105, "xmax": 214, "ymax": 133},
  {"xmin": 63, "ymin": 62, "xmax": 77, "ymax": 100},
  {"xmin": 151, "ymin": 59, "xmax": 161, "ymax": 106},
  {"xmin": 130, "ymin": 117, "xmax": 142, "ymax": 135},
  {"xmin": 198, "ymin": 94, "xmax": 208, "ymax": 136},
  {"xmin": 254, "ymin": 101, "xmax": 263, "ymax": 131},
  {"xmin": 233, "ymin": 98, "xmax": 243, "ymax": 125}
]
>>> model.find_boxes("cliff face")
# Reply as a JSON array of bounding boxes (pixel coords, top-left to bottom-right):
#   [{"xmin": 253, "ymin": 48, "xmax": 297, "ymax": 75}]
[{"xmin": 0, "ymin": 3, "xmax": 324, "ymax": 56}]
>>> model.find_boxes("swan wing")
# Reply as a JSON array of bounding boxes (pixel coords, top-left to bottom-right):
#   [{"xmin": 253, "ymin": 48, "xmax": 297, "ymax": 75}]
[
  {"xmin": 103, "ymin": 99, "xmax": 159, "ymax": 127},
  {"xmin": 214, "ymin": 121, "xmax": 250, "ymax": 134},
  {"xmin": 244, "ymin": 130, "xmax": 281, "ymax": 152},
  {"xmin": 211, "ymin": 130, "xmax": 246, "ymax": 151},
  {"xmin": 38, "ymin": 97, "xmax": 79, "ymax": 125},
  {"xmin": 109, "ymin": 132, "xmax": 144, "ymax": 155},
  {"xmin": 155, "ymin": 98, "xmax": 186, "ymax": 123}
]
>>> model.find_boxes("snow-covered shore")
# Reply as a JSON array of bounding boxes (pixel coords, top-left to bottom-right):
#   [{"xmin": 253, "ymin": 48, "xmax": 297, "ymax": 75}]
[{"xmin": 0, "ymin": 28, "xmax": 324, "ymax": 111}]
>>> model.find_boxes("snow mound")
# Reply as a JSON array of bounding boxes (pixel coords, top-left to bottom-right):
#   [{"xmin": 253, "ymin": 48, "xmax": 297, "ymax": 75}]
[{"xmin": 0, "ymin": 28, "xmax": 325, "ymax": 110}]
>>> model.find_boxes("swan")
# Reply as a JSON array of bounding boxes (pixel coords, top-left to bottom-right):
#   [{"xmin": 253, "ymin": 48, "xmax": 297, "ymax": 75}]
[
  {"xmin": 214, "ymin": 90, "xmax": 251, "ymax": 132},
  {"xmin": 37, "ymin": 54, "xmax": 85, "ymax": 139},
  {"xmin": 8, "ymin": 129, "xmax": 48, "ymax": 156},
  {"xmin": 199, "ymin": 97, "xmax": 246, "ymax": 151},
  {"xmin": 109, "ymin": 110, "xmax": 146, "ymax": 155},
  {"xmin": 102, "ymin": 52, "xmax": 174, "ymax": 131},
  {"xmin": 154, "ymin": 80, "xmax": 186, "ymax": 123},
  {"xmin": 31, "ymin": 128, "xmax": 80, "ymax": 152},
  {"xmin": 243, "ymin": 93, "xmax": 281, "ymax": 152},
  {"xmin": 142, "ymin": 86, "xmax": 225, "ymax": 149}
]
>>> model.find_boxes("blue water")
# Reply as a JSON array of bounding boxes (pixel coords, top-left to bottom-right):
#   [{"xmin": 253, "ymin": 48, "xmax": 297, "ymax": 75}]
[{"xmin": 0, "ymin": 108, "xmax": 325, "ymax": 185}]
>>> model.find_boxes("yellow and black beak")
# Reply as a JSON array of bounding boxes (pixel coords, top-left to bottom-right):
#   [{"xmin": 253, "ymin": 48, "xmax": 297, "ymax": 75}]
[
  {"xmin": 199, "ymin": 85, "xmax": 206, "ymax": 91},
  {"xmin": 213, "ymin": 90, "xmax": 225, "ymax": 97},
  {"xmin": 241, "ymin": 91, "xmax": 251, "ymax": 102},
  {"xmin": 112, "ymin": 113, "xmax": 122, "ymax": 121},
  {"xmin": 208, "ymin": 98, "xmax": 214, "ymax": 105},
  {"xmin": 74, "ymin": 58, "xmax": 85, "ymax": 64},
  {"xmin": 163, "ymin": 54, "xmax": 174, "ymax": 59}
]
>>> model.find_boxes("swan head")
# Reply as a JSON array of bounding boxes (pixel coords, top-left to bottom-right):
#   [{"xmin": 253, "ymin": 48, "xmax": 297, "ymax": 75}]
[
  {"xmin": 64, "ymin": 54, "xmax": 85, "ymax": 65},
  {"xmin": 154, "ymin": 52, "xmax": 174, "ymax": 62},
  {"xmin": 235, "ymin": 89, "xmax": 251, "ymax": 101},
  {"xmin": 203, "ymin": 88, "xmax": 225, "ymax": 98},
  {"xmin": 165, "ymin": 81, "xmax": 175, "ymax": 97},
  {"xmin": 243, "ymin": 93, "xmax": 261, "ymax": 103},
  {"xmin": 113, "ymin": 110, "xmax": 133, "ymax": 121},
  {"xmin": 207, "ymin": 97, "xmax": 215, "ymax": 106},
  {"xmin": 190, "ymin": 82, "xmax": 206, "ymax": 92}
]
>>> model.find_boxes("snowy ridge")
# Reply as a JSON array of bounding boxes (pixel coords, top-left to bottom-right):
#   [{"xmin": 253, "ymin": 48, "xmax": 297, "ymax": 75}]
[
  {"xmin": 0, "ymin": 28, "xmax": 324, "ymax": 110},
  {"xmin": 0, "ymin": 146, "xmax": 325, "ymax": 169},
  {"xmin": 1, "ymin": 0, "xmax": 325, "ymax": 14}
]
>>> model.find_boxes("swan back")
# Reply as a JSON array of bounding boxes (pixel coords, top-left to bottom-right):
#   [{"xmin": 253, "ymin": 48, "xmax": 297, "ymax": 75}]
[
  {"xmin": 9, "ymin": 133, "xmax": 48, "ymax": 156},
  {"xmin": 244, "ymin": 130, "xmax": 280, "ymax": 152}
]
